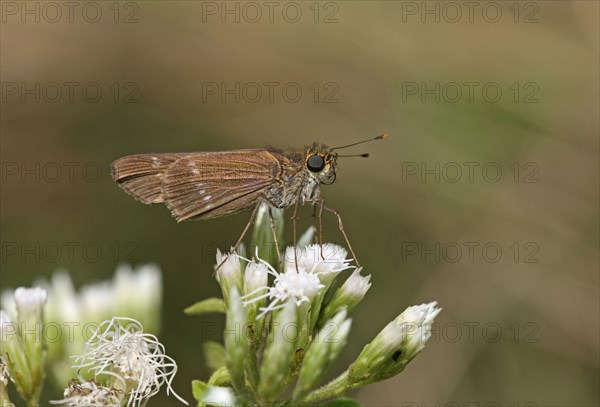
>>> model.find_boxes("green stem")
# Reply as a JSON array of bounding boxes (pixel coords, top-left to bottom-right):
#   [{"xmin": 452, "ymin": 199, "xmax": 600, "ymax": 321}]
[
  {"xmin": 247, "ymin": 344, "xmax": 260, "ymax": 389},
  {"xmin": 299, "ymin": 371, "xmax": 353, "ymax": 404}
]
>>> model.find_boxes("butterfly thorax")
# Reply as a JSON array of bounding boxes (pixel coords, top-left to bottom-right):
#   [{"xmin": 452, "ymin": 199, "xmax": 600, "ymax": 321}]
[{"xmin": 264, "ymin": 143, "xmax": 337, "ymax": 208}]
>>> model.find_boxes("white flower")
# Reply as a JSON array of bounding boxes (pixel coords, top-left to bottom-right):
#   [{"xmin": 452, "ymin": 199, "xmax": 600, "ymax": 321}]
[
  {"xmin": 215, "ymin": 250, "xmax": 241, "ymax": 281},
  {"xmin": 14, "ymin": 287, "xmax": 47, "ymax": 323},
  {"xmin": 398, "ymin": 302, "xmax": 442, "ymax": 357},
  {"xmin": 348, "ymin": 301, "xmax": 441, "ymax": 384},
  {"xmin": 201, "ymin": 386, "xmax": 236, "ymax": 406},
  {"xmin": 72, "ymin": 317, "xmax": 187, "ymax": 407},
  {"xmin": 0, "ymin": 291, "xmax": 16, "ymax": 320},
  {"xmin": 243, "ymin": 261, "xmax": 268, "ymax": 300},
  {"xmin": 0, "ymin": 310, "xmax": 16, "ymax": 340},
  {"xmin": 2, "ymin": 266, "xmax": 164, "ymax": 390},
  {"xmin": 114, "ymin": 264, "xmax": 162, "ymax": 332},
  {"xmin": 215, "ymin": 250, "xmax": 243, "ymax": 304},
  {"xmin": 40, "ymin": 271, "xmax": 80, "ymax": 324},
  {"xmin": 320, "ymin": 267, "xmax": 372, "ymax": 324},
  {"xmin": 297, "ymin": 226, "xmax": 316, "ymax": 248},
  {"xmin": 80, "ymin": 282, "xmax": 113, "ymax": 323},
  {"xmin": 341, "ymin": 268, "xmax": 372, "ymax": 297},
  {"xmin": 284, "ymin": 243, "xmax": 354, "ymax": 286},
  {"xmin": 241, "ymin": 252, "xmax": 325, "ymax": 319}
]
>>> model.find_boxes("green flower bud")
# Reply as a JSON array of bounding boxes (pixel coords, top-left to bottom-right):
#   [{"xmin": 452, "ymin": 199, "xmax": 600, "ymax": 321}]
[
  {"xmin": 3, "ymin": 288, "xmax": 47, "ymax": 405},
  {"xmin": 320, "ymin": 268, "xmax": 371, "ymax": 325},
  {"xmin": 293, "ymin": 310, "xmax": 352, "ymax": 400},
  {"xmin": 348, "ymin": 302, "xmax": 441, "ymax": 385},
  {"xmin": 224, "ymin": 287, "xmax": 249, "ymax": 396},
  {"xmin": 258, "ymin": 301, "xmax": 296, "ymax": 401},
  {"xmin": 1, "ymin": 311, "xmax": 31, "ymax": 403},
  {"xmin": 216, "ymin": 250, "xmax": 243, "ymax": 305}
]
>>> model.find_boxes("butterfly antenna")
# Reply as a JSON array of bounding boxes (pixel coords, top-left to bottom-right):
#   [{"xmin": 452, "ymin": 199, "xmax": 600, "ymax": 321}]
[
  {"xmin": 338, "ymin": 153, "xmax": 370, "ymax": 158},
  {"xmin": 331, "ymin": 132, "xmax": 388, "ymax": 151}
]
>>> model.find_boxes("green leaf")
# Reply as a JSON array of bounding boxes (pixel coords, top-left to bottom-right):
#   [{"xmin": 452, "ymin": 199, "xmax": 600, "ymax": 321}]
[
  {"xmin": 321, "ymin": 398, "xmax": 363, "ymax": 407},
  {"xmin": 207, "ymin": 366, "xmax": 232, "ymax": 387},
  {"xmin": 185, "ymin": 298, "xmax": 225, "ymax": 315},
  {"xmin": 203, "ymin": 341, "xmax": 226, "ymax": 372},
  {"xmin": 191, "ymin": 380, "xmax": 207, "ymax": 402}
]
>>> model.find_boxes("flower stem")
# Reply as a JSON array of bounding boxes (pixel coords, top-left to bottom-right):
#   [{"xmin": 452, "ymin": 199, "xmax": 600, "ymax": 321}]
[{"xmin": 299, "ymin": 371, "xmax": 353, "ymax": 404}]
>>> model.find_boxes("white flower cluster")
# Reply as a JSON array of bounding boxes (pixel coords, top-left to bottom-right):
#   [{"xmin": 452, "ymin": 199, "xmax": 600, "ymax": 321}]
[
  {"xmin": 0, "ymin": 266, "xmax": 172, "ymax": 407},
  {"xmin": 193, "ymin": 233, "xmax": 441, "ymax": 406},
  {"xmin": 71, "ymin": 317, "xmax": 187, "ymax": 407},
  {"xmin": 241, "ymin": 243, "xmax": 354, "ymax": 318}
]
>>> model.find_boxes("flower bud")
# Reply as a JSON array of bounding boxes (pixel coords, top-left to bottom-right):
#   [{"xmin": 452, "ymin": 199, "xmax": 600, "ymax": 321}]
[
  {"xmin": 224, "ymin": 287, "xmax": 249, "ymax": 396},
  {"xmin": 0, "ymin": 310, "xmax": 32, "ymax": 403},
  {"xmin": 258, "ymin": 301, "xmax": 296, "ymax": 401},
  {"xmin": 14, "ymin": 288, "xmax": 47, "ymax": 403},
  {"xmin": 348, "ymin": 302, "xmax": 441, "ymax": 385},
  {"xmin": 297, "ymin": 226, "xmax": 316, "ymax": 248},
  {"xmin": 320, "ymin": 268, "xmax": 371, "ymax": 324},
  {"xmin": 215, "ymin": 250, "xmax": 243, "ymax": 305},
  {"xmin": 293, "ymin": 310, "xmax": 352, "ymax": 400}
]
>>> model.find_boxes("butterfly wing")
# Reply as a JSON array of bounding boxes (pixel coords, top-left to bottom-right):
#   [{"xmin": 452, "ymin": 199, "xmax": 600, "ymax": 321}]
[
  {"xmin": 111, "ymin": 150, "xmax": 283, "ymax": 222},
  {"xmin": 162, "ymin": 150, "xmax": 280, "ymax": 221},
  {"xmin": 110, "ymin": 153, "xmax": 190, "ymax": 204}
]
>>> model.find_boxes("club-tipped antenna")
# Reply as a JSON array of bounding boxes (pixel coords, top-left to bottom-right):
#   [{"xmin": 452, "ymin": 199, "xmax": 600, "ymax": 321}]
[
  {"xmin": 338, "ymin": 153, "xmax": 370, "ymax": 158},
  {"xmin": 331, "ymin": 132, "xmax": 388, "ymax": 151}
]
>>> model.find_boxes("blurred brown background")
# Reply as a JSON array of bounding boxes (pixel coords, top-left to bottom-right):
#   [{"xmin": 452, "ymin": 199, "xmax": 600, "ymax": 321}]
[{"xmin": 1, "ymin": 1, "xmax": 598, "ymax": 406}]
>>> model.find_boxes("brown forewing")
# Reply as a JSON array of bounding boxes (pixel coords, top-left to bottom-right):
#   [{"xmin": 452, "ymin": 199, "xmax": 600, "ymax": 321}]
[{"xmin": 111, "ymin": 150, "xmax": 282, "ymax": 222}]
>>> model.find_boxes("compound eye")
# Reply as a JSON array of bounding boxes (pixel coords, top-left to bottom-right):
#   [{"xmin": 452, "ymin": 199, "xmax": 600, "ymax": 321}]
[{"xmin": 307, "ymin": 154, "xmax": 325, "ymax": 172}]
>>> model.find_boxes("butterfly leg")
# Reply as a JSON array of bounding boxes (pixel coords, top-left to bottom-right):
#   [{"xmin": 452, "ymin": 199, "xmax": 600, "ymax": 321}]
[
  {"xmin": 317, "ymin": 198, "xmax": 326, "ymax": 261},
  {"xmin": 321, "ymin": 203, "xmax": 361, "ymax": 268},
  {"xmin": 268, "ymin": 207, "xmax": 283, "ymax": 271},
  {"xmin": 215, "ymin": 202, "xmax": 261, "ymax": 273},
  {"xmin": 290, "ymin": 195, "xmax": 301, "ymax": 272},
  {"xmin": 305, "ymin": 198, "xmax": 328, "ymax": 262}
]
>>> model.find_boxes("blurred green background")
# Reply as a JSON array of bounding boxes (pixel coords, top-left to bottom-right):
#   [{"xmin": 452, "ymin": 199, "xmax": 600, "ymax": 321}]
[{"xmin": 1, "ymin": 1, "xmax": 598, "ymax": 406}]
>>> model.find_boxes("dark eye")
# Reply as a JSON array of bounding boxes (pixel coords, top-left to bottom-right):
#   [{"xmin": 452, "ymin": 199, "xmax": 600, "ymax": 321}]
[{"xmin": 307, "ymin": 154, "xmax": 325, "ymax": 172}]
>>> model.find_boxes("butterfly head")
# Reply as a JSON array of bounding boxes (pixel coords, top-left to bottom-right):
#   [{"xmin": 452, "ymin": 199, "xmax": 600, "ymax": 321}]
[{"xmin": 305, "ymin": 143, "xmax": 337, "ymax": 185}]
